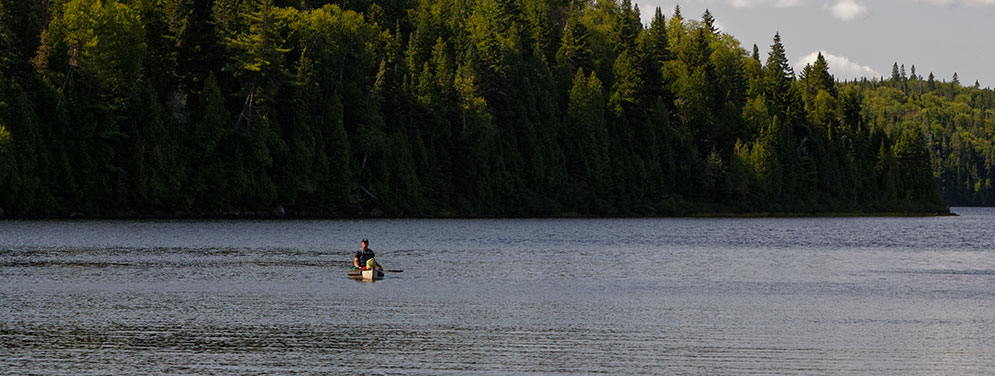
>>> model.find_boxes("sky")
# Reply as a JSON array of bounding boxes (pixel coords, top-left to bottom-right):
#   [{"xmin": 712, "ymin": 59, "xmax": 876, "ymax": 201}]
[{"xmin": 632, "ymin": 0, "xmax": 995, "ymax": 87}]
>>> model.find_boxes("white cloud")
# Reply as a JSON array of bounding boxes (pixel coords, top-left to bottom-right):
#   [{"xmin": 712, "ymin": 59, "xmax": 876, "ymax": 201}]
[
  {"xmin": 795, "ymin": 51, "xmax": 882, "ymax": 80},
  {"xmin": 729, "ymin": 0, "xmax": 801, "ymax": 8},
  {"xmin": 827, "ymin": 0, "xmax": 868, "ymax": 21}
]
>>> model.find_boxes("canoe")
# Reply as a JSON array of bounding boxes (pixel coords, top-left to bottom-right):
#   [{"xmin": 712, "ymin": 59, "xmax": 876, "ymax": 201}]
[{"xmin": 348, "ymin": 269, "xmax": 384, "ymax": 281}]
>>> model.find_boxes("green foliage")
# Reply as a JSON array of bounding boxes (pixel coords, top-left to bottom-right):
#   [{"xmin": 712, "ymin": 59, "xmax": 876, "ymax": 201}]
[
  {"xmin": 120, "ymin": 82, "xmax": 185, "ymax": 211},
  {"xmin": 645, "ymin": 8, "xmax": 670, "ymax": 65},
  {"xmin": 844, "ymin": 70, "xmax": 995, "ymax": 207},
  {"xmin": 557, "ymin": 13, "xmax": 593, "ymax": 73},
  {"xmin": 800, "ymin": 52, "xmax": 836, "ymax": 108},
  {"xmin": 187, "ymin": 73, "xmax": 232, "ymax": 210},
  {"xmin": 0, "ymin": 0, "xmax": 951, "ymax": 217},
  {"xmin": 0, "ymin": 0, "xmax": 44, "ymax": 76},
  {"xmin": 563, "ymin": 69, "xmax": 608, "ymax": 210},
  {"xmin": 48, "ymin": 0, "xmax": 147, "ymax": 93},
  {"xmin": 760, "ymin": 33, "xmax": 797, "ymax": 118}
]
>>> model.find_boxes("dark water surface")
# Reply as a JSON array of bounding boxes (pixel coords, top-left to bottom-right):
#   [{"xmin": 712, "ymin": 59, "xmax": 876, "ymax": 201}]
[{"xmin": 3, "ymin": 209, "xmax": 995, "ymax": 374}]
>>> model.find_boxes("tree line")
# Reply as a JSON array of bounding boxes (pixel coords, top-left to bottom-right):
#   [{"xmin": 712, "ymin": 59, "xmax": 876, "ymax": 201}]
[
  {"xmin": 844, "ymin": 64, "xmax": 995, "ymax": 206},
  {"xmin": 0, "ymin": 0, "xmax": 950, "ymax": 217}
]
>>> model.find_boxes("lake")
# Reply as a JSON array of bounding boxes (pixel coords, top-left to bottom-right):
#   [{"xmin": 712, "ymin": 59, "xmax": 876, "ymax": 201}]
[{"xmin": 2, "ymin": 209, "xmax": 995, "ymax": 374}]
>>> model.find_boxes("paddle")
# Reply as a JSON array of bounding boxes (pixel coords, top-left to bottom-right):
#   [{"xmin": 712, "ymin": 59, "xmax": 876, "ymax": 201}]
[{"xmin": 385, "ymin": 269, "xmax": 403, "ymax": 273}]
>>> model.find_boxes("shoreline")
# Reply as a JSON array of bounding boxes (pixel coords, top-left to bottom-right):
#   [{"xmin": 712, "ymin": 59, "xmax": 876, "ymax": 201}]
[{"xmin": 0, "ymin": 209, "xmax": 957, "ymax": 220}]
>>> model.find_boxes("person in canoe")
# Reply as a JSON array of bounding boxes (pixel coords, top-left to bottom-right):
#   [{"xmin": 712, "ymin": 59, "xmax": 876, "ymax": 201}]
[{"xmin": 354, "ymin": 238, "xmax": 383, "ymax": 271}]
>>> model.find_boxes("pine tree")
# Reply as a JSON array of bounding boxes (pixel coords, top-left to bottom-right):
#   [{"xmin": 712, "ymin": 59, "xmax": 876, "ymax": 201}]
[
  {"xmin": 188, "ymin": 73, "xmax": 232, "ymax": 210},
  {"xmin": 613, "ymin": 0, "xmax": 642, "ymax": 51},
  {"xmin": 0, "ymin": 0, "xmax": 958, "ymax": 216},
  {"xmin": 646, "ymin": 7, "xmax": 671, "ymax": 65},
  {"xmin": 639, "ymin": 6, "xmax": 674, "ymax": 110},
  {"xmin": 610, "ymin": 48, "xmax": 643, "ymax": 110},
  {"xmin": 893, "ymin": 128, "xmax": 943, "ymax": 210},
  {"xmin": 702, "ymin": 9, "xmax": 717, "ymax": 34},
  {"xmin": 801, "ymin": 52, "xmax": 836, "ymax": 109},
  {"xmin": 810, "ymin": 53, "xmax": 835, "ymax": 92},
  {"xmin": 762, "ymin": 32, "xmax": 797, "ymax": 119},
  {"xmin": 557, "ymin": 13, "xmax": 593, "ymax": 73},
  {"xmin": 121, "ymin": 82, "xmax": 184, "ymax": 211},
  {"xmin": 875, "ymin": 140, "xmax": 898, "ymax": 206},
  {"xmin": 766, "ymin": 33, "xmax": 793, "ymax": 85},
  {"xmin": 563, "ymin": 69, "xmax": 608, "ymax": 211}
]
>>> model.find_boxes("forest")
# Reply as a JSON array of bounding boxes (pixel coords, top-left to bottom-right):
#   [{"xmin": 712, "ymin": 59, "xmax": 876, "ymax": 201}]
[{"xmin": 0, "ymin": 0, "xmax": 965, "ymax": 217}]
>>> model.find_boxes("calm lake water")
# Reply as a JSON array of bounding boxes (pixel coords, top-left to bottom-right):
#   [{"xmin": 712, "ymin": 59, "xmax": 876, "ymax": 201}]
[{"xmin": 3, "ymin": 208, "xmax": 995, "ymax": 374}]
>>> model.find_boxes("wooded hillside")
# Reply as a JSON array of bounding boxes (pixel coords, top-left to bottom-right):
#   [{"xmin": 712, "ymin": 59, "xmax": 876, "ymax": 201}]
[{"xmin": 0, "ymin": 0, "xmax": 954, "ymax": 217}]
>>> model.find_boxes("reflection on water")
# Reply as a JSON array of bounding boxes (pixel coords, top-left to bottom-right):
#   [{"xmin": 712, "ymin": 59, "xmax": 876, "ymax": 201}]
[{"xmin": 3, "ymin": 208, "xmax": 995, "ymax": 374}]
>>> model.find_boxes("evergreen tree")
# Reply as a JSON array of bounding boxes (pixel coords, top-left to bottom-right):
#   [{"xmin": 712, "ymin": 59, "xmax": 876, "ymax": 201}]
[
  {"xmin": 893, "ymin": 128, "xmax": 943, "ymax": 210},
  {"xmin": 0, "ymin": 0, "xmax": 954, "ymax": 216},
  {"xmin": 0, "ymin": 0, "xmax": 44, "ymax": 77},
  {"xmin": 120, "ymin": 82, "xmax": 184, "ymax": 211},
  {"xmin": 800, "ymin": 52, "xmax": 836, "ymax": 109},
  {"xmin": 556, "ymin": 12, "xmax": 593, "ymax": 74},
  {"xmin": 0, "ymin": 76, "xmax": 44, "ymax": 213},
  {"xmin": 761, "ymin": 32, "xmax": 798, "ymax": 121},
  {"xmin": 188, "ymin": 73, "xmax": 232, "ymax": 210},
  {"xmin": 645, "ymin": 8, "xmax": 671, "ymax": 65},
  {"xmin": 562, "ymin": 69, "xmax": 608, "ymax": 211},
  {"xmin": 702, "ymin": 9, "xmax": 717, "ymax": 34}
]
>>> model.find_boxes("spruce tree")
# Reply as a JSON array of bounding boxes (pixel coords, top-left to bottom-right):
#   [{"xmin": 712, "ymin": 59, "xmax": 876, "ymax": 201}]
[
  {"xmin": 563, "ymin": 69, "xmax": 608, "ymax": 211},
  {"xmin": 702, "ymin": 9, "xmax": 717, "ymax": 34},
  {"xmin": 762, "ymin": 32, "xmax": 796, "ymax": 118},
  {"xmin": 557, "ymin": 13, "xmax": 593, "ymax": 73},
  {"xmin": 0, "ymin": 0, "xmax": 957, "ymax": 216},
  {"xmin": 801, "ymin": 52, "xmax": 836, "ymax": 109},
  {"xmin": 646, "ymin": 8, "xmax": 671, "ymax": 65}
]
